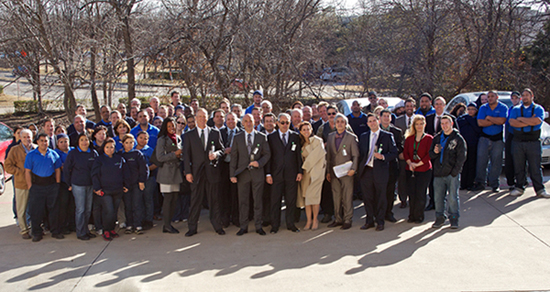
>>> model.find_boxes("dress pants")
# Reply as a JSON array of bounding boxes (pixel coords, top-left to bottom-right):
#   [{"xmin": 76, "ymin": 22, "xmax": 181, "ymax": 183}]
[
  {"xmin": 15, "ymin": 188, "xmax": 30, "ymax": 235},
  {"xmin": 513, "ymin": 140, "xmax": 545, "ymax": 193},
  {"xmin": 361, "ymin": 167, "xmax": 388, "ymax": 226},
  {"xmin": 188, "ymin": 178, "xmax": 223, "ymax": 232},
  {"xmin": 331, "ymin": 175, "xmax": 354, "ymax": 224},
  {"xmin": 270, "ymin": 179, "xmax": 298, "ymax": 230},
  {"xmin": 320, "ymin": 178, "xmax": 334, "ymax": 216},
  {"xmin": 29, "ymin": 183, "xmax": 60, "ymax": 236},
  {"xmin": 56, "ymin": 182, "xmax": 75, "ymax": 233},
  {"xmin": 237, "ymin": 170, "xmax": 263, "ymax": 231},
  {"xmin": 385, "ymin": 161, "xmax": 399, "ymax": 217},
  {"xmin": 406, "ymin": 169, "xmax": 432, "ymax": 222},
  {"xmin": 162, "ymin": 192, "xmax": 179, "ymax": 228}
]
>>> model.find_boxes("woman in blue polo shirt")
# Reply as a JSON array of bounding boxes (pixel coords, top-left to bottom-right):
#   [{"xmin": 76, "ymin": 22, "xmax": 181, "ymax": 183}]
[
  {"xmin": 120, "ymin": 134, "xmax": 149, "ymax": 234},
  {"xmin": 92, "ymin": 138, "xmax": 129, "ymax": 241},
  {"xmin": 65, "ymin": 133, "xmax": 99, "ymax": 240}
]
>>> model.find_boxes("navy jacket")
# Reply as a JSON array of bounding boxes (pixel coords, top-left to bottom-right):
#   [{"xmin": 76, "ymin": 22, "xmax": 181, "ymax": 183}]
[
  {"xmin": 121, "ymin": 149, "xmax": 149, "ymax": 187},
  {"xmin": 92, "ymin": 153, "xmax": 129, "ymax": 193},
  {"xmin": 64, "ymin": 147, "xmax": 99, "ymax": 186},
  {"xmin": 457, "ymin": 114, "xmax": 481, "ymax": 148},
  {"xmin": 266, "ymin": 130, "xmax": 303, "ymax": 181},
  {"xmin": 357, "ymin": 129, "xmax": 398, "ymax": 179}
]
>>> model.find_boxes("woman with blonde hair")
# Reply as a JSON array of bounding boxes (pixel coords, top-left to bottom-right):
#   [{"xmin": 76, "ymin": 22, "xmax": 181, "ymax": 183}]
[
  {"xmin": 403, "ymin": 115, "xmax": 433, "ymax": 224},
  {"xmin": 298, "ymin": 121, "xmax": 326, "ymax": 230}
]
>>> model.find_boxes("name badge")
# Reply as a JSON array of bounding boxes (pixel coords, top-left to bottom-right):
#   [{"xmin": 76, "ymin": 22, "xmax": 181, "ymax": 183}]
[
  {"xmin": 342, "ymin": 149, "xmax": 347, "ymax": 156},
  {"xmin": 253, "ymin": 147, "xmax": 259, "ymax": 155},
  {"xmin": 291, "ymin": 143, "xmax": 296, "ymax": 151}
]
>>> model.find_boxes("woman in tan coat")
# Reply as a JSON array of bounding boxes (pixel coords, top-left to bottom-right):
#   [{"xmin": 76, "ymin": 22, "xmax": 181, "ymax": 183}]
[{"xmin": 298, "ymin": 122, "xmax": 326, "ymax": 230}]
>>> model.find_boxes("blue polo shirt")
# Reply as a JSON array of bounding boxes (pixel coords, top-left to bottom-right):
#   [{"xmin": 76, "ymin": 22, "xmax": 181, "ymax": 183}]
[
  {"xmin": 24, "ymin": 148, "xmax": 62, "ymax": 177},
  {"xmin": 130, "ymin": 124, "xmax": 160, "ymax": 149},
  {"xmin": 415, "ymin": 106, "xmax": 435, "ymax": 117},
  {"xmin": 509, "ymin": 102, "xmax": 544, "ymax": 133},
  {"xmin": 477, "ymin": 101, "xmax": 508, "ymax": 135},
  {"xmin": 347, "ymin": 112, "xmax": 368, "ymax": 137}
]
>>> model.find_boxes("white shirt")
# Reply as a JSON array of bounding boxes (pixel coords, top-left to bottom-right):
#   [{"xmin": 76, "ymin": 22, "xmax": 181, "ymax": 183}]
[
  {"xmin": 279, "ymin": 130, "xmax": 289, "ymax": 145},
  {"xmin": 406, "ymin": 114, "xmax": 414, "ymax": 128},
  {"xmin": 197, "ymin": 126, "xmax": 209, "ymax": 150},
  {"xmin": 367, "ymin": 129, "xmax": 380, "ymax": 167}
]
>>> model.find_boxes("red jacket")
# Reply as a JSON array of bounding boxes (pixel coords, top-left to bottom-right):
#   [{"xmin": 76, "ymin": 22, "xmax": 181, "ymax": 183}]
[{"xmin": 403, "ymin": 134, "xmax": 433, "ymax": 172}]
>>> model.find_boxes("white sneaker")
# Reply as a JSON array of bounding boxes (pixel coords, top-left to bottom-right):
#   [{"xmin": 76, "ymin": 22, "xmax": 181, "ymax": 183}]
[
  {"xmin": 510, "ymin": 188, "xmax": 524, "ymax": 196},
  {"xmin": 537, "ymin": 190, "xmax": 550, "ymax": 198},
  {"xmin": 119, "ymin": 222, "xmax": 126, "ymax": 229}
]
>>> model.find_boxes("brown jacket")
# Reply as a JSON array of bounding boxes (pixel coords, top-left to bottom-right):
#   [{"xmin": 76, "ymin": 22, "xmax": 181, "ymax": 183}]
[{"xmin": 5, "ymin": 143, "xmax": 36, "ymax": 189}]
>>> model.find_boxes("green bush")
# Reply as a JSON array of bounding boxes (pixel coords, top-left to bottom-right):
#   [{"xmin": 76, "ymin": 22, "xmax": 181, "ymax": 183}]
[{"xmin": 14, "ymin": 100, "xmax": 50, "ymax": 113}]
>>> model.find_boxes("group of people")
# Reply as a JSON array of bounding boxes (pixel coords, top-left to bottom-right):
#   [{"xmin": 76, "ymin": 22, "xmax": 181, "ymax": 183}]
[{"xmin": 5, "ymin": 88, "xmax": 548, "ymax": 242}]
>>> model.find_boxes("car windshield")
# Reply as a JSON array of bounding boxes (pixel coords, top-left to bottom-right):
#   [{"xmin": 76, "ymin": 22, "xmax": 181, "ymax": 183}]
[{"xmin": 0, "ymin": 124, "xmax": 13, "ymax": 142}]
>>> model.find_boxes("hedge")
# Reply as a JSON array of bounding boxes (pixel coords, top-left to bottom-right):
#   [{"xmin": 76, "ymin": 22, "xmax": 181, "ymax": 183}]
[{"xmin": 14, "ymin": 100, "xmax": 50, "ymax": 113}]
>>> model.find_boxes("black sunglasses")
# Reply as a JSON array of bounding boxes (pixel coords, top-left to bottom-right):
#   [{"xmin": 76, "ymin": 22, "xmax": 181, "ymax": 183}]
[
  {"xmin": 279, "ymin": 121, "xmax": 290, "ymax": 125},
  {"xmin": 177, "ymin": 122, "xmax": 186, "ymax": 125},
  {"xmin": 328, "ymin": 112, "xmax": 337, "ymax": 116}
]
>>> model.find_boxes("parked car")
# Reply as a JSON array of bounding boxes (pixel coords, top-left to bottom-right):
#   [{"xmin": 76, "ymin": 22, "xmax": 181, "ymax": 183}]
[
  {"xmin": 336, "ymin": 97, "xmax": 403, "ymax": 116},
  {"xmin": 0, "ymin": 122, "xmax": 13, "ymax": 195},
  {"xmin": 445, "ymin": 91, "xmax": 550, "ymax": 165},
  {"xmin": 320, "ymin": 67, "xmax": 351, "ymax": 81}
]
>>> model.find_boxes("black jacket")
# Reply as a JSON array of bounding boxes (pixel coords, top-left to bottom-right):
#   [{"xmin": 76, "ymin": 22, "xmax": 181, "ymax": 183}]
[{"xmin": 429, "ymin": 129, "xmax": 467, "ymax": 177}]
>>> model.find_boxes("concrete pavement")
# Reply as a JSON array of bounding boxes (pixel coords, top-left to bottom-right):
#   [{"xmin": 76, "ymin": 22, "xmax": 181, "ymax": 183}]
[{"xmin": 1, "ymin": 177, "xmax": 550, "ymax": 292}]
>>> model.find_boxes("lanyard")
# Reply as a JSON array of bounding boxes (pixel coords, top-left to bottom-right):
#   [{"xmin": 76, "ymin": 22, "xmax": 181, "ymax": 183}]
[{"xmin": 413, "ymin": 134, "xmax": 424, "ymax": 159}]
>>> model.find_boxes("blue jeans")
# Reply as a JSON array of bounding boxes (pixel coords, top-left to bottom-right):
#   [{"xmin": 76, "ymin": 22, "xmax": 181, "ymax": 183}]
[
  {"xmin": 96, "ymin": 191, "xmax": 123, "ymax": 232},
  {"xmin": 143, "ymin": 176, "xmax": 157, "ymax": 222},
  {"xmin": 123, "ymin": 185, "xmax": 145, "ymax": 228},
  {"xmin": 475, "ymin": 137, "xmax": 504, "ymax": 188},
  {"xmin": 72, "ymin": 185, "xmax": 93, "ymax": 237},
  {"xmin": 512, "ymin": 140, "xmax": 545, "ymax": 193},
  {"xmin": 433, "ymin": 175, "xmax": 460, "ymax": 219}
]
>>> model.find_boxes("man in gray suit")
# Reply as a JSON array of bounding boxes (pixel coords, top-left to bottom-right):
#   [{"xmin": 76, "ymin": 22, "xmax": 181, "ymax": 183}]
[
  {"xmin": 393, "ymin": 97, "xmax": 416, "ymax": 208},
  {"xmin": 326, "ymin": 113, "xmax": 359, "ymax": 230},
  {"xmin": 230, "ymin": 114, "xmax": 271, "ymax": 236}
]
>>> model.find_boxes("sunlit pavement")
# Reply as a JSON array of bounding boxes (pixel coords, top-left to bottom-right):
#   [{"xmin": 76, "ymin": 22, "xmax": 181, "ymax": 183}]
[{"xmin": 1, "ymin": 172, "xmax": 550, "ymax": 292}]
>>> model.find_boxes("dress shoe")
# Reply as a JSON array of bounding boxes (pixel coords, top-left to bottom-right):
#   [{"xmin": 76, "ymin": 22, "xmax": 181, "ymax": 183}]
[
  {"xmin": 236, "ymin": 229, "xmax": 248, "ymax": 236},
  {"xmin": 360, "ymin": 223, "xmax": 375, "ymax": 230},
  {"xmin": 375, "ymin": 225, "xmax": 385, "ymax": 231},
  {"xmin": 340, "ymin": 223, "xmax": 352, "ymax": 230},
  {"xmin": 287, "ymin": 226, "xmax": 300, "ymax": 233},
  {"xmin": 163, "ymin": 226, "xmax": 178, "ymax": 234},
  {"xmin": 327, "ymin": 221, "xmax": 343, "ymax": 228},
  {"xmin": 256, "ymin": 228, "xmax": 266, "ymax": 236},
  {"xmin": 185, "ymin": 230, "xmax": 197, "ymax": 237},
  {"xmin": 385, "ymin": 215, "xmax": 397, "ymax": 223},
  {"xmin": 320, "ymin": 214, "xmax": 332, "ymax": 223},
  {"xmin": 270, "ymin": 228, "xmax": 278, "ymax": 234},
  {"xmin": 22, "ymin": 233, "xmax": 31, "ymax": 240},
  {"xmin": 77, "ymin": 235, "xmax": 90, "ymax": 241},
  {"xmin": 216, "ymin": 229, "xmax": 226, "ymax": 235},
  {"xmin": 32, "ymin": 234, "xmax": 43, "ymax": 242},
  {"xmin": 425, "ymin": 203, "xmax": 435, "ymax": 211},
  {"xmin": 399, "ymin": 201, "xmax": 407, "ymax": 208},
  {"xmin": 52, "ymin": 233, "xmax": 65, "ymax": 239}
]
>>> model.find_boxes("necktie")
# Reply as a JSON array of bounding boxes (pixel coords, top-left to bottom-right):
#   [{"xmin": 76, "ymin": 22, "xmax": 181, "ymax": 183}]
[
  {"xmin": 407, "ymin": 116, "xmax": 411, "ymax": 127},
  {"xmin": 201, "ymin": 129, "xmax": 205, "ymax": 150},
  {"xmin": 228, "ymin": 129, "xmax": 234, "ymax": 147},
  {"xmin": 247, "ymin": 133, "xmax": 252, "ymax": 154},
  {"xmin": 283, "ymin": 132, "xmax": 287, "ymax": 146},
  {"xmin": 367, "ymin": 132, "xmax": 377, "ymax": 166},
  {"xmin": 435, "ymin": 116, "xmax": 441, "ymax": 133}
]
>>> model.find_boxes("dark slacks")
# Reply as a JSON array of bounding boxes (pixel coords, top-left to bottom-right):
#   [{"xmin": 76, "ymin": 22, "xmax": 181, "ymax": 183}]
[
  {"xmin": 385, "ymin": 161, "xmax": 399, "ymax": 217},
  {"xmin": 320, "ymin": 178, "xmax": 334, "ymax": 216},
  {"xmin": 406, "ymin": 169, "xmax": 432, "ymax": 222},
  {"xmin": 513, "ymin": 140, "xmax": 545, "ymax": 193},
  {"xmin": 263, "ymin": 182, "xmax": 272, "ymax": 225},
  {"xmin": 460, "ymin": 143, "xmax": 477, "ymax": 190},
  {"xmin": 236, "ymin": 170, "xmax": 264, "ymax": 230},
  {"xmin": 361, "ymin": 167, "xmax": 388, "ymax": 226},
  {"xmin": 29, "ymin": 184, "xmax": 60, "ymax": 236},
  {"xmin": 188, "ymin": 178, "xmax": 223, "ymax": 232},
  {"xmin": 123, "ymin": 185, "xmax": 145, "ymax": 228},
  {"xmin": 162, "ymin": 192, "xmax": 179, "ymax": 228},
  {"xmin": 95, "ymin": 191, "xmax": 123, "ymax": 232},
  {"xmin": 56, "ymin": 182, "xmax": 75, "ymax": 233},
  {"xmin": 397, "ymin": 160, "xmax": 408, "ymax": 203},
  {"xmin": 270, "ymin": 179, "xmax": 298, "ymax": 230},
  {"xmin": 505, "ymin": 133, "xmax": 516, "ymax": 186},
  {"xmin": 173, "ymin": 181, "xmax": 190, "ymax": 221}
]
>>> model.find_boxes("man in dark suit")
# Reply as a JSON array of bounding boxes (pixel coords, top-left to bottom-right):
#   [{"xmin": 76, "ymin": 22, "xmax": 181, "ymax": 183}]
[
  {"xmin": 380, "ymin": 109, "xmax": 403, "ymax": 222},
  {"xmin": 230, "ymin": 114, "xmax": 271, "ymax": 236},
  {"xmin": 266, "ymin": 113, "xmax": 303, "ymax": 233},
  {"xmin": 183, "ymin": 108, "xmax": 226, "ymax": 237},
  {"xmin": 220, "ymin": 112, "xmax": 241, "ymax": 227},
  {"xmin": 424, "ymin": 96, "xmax": 457, "ymax": 210},
  {"xmin": 358, "ymin": 113, "xmax": 398, "ymax": 231}
]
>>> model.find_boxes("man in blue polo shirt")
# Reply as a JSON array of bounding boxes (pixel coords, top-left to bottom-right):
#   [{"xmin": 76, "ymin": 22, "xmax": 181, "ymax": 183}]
[
  {"xmin": 131, "ymin": 110, "xmax": 160, "ymax": 149},
  {"xmin": 473, "ymin": 91, "xmax": 508, "ymax": 192},
  {"xmin": 25, "ymin": 133, "xmax": 63, "ymax": 242},
  {"xmin": 509, "ymin": 89, "xmax": 550, "ymax": 198}
]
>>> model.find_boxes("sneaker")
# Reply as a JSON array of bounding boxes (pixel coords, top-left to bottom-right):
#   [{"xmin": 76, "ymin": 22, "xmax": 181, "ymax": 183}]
[
  {"xmin": 450, "ymin": 218, "xmax": 459, "ymax": 229},
  {"xmin": 135, "ymin": 227, "xmax": 143, "ymax": 235},
  {"xmin": 432, "ymin": 217, "xmax": 446, "ymax": 228},
  {"xmin": 510, "ymin": 188, "xmax": 524, "ymax": 196},
  {"xmin": 96, "ymin": 229, "xmax": 103, "ymax": 235},
  {"xmin": 125, "ymin": 227, "xmax": 133, "ymax": 234},
  {"xmin": 110, "ymin": 230, "xmax": 120, "ymax": 238},
  {"xmin": 102, "ymin": 232, "xmax": 112, "ymax": 241},
  {"xmin": 536, "ymin": 190, "xmax": 550, "ymax": 198}
]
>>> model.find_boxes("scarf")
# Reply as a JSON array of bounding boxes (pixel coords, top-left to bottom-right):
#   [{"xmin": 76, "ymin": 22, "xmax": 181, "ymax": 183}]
[{"xmin": 168, "ymin": 133, "xmax": 177, "ymax": 144}]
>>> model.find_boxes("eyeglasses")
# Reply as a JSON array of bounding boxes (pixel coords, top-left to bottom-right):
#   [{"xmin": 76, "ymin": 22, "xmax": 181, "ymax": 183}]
[
  {"xmin": 327, "ymin": 112, "xmax": 337, "ymax": 116},
  {"xmin": 279, "ymin": 121, "xmax": 290, "ymax": 125},
  {"xmin": 177, "ymin": 122, "xmax": 186, "ymax": 125}
]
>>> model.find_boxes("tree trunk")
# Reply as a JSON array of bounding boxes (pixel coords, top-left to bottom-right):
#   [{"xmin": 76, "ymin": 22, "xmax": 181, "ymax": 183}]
[
  {"xmin": 122, "ymin": 16, "xmax": 136, "ymax": 105},
  {"xmin": 90, "ymin": 47, "xmax": 101, "ymax": 121}
]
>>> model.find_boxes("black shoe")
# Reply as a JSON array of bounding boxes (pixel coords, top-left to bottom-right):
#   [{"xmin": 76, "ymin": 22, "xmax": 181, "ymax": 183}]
[
  {"xmin": 327, "ymin": 221, "xmax": 343, "ymax": 228},
  {"xmin": 432, "ymin": 216, "xmax": 446, "ymax": 228},
  {"xmin": 163, "ymin": 226, "xmax": 178, "ymax": 234},
  {"xmin": 256, "ymin": 228, "xmax": 266, "ymax": 236},
  {"xmin": 185, "ymin": 230, "xmax": 197, "ymax": 237},
  {"xmin": 375, "ymin": 224, "xmax": 384, "ymax": 231},
  {"xmin": 360, "ymin": 223, "xmax": 375, "ymax": 230},
  {"xmin": 77, "ymin": 235, "xmax": 90, "ymax": 241},
  {"xmin": 471, "ymin": 184, "xmax": 485, "ymax": 192},
  {"xmin": 385, "ymin": 215, "xmax": 397, "ymax": 223},
  {"xmin": 32, "ymin": 235, "xmax": 43, "ymax": 242},
  {"xmin": 492, "ymin": 187, "xmax": 500, "ymax": 193},
  {"xmin": 425, "ymin": 203, "xmax": 435, "ymax": 211},
  {"xmin": 52, "ymin": 233, "xmax": 65, "ymax": 239},
  {"xmin": 340, "ymin": 223, "xmax": 352, "ymax": 230},
  {"xmin": 216, "ymin": 229, "xmax": 226, "ymax": 235},
  {"xmin": 450, "ymin": 218, "xmax": 459, "ymax": 229},
  {"xmin": 270, "ymin": 228, "xmax": 278, "ymax": 234},
  {"xmin": 236, "ymin": 229, "xmax": 248, "ymax": 236},
  {"xmin": 87, "ymin": 233, "xmax": 97, "ymax": 238},
  {"xmin": 287, "ymin": 226, "xmax": 300, "ymax": 232},
  {"xmin": 320, "ymin": 214, "xmax": 332, "ymax": 223}
]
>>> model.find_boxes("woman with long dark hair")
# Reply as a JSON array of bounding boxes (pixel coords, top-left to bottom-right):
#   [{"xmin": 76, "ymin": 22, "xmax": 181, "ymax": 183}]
[{"xmin": 156, "ymin": 116, "xmax": 184, "ymax": 233}]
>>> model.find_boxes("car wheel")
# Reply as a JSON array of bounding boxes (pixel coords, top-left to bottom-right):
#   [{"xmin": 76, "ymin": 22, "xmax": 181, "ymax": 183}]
[{"xmin": 0, "ymin": 164, "xmax": 5, "ymax": 195}]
